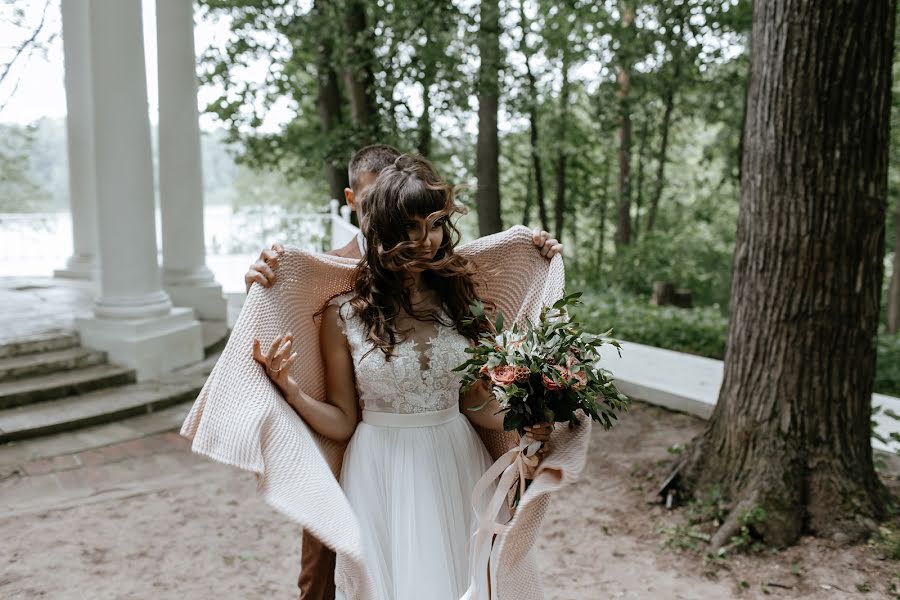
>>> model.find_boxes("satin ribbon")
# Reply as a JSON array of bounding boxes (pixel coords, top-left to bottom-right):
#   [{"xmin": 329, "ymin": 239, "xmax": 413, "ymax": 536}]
[{"xmin": 461, "ymin": 434, "xmax": 543, "ymax": 600}]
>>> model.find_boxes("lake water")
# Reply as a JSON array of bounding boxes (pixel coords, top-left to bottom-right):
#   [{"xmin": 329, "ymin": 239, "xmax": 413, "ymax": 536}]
[{"xmin": 0, "ymin": 205, "xmax": 336, "ymax": 293}]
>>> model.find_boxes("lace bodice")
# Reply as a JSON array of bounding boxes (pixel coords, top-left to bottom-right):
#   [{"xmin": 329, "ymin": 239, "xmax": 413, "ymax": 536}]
[{"xmin": 330, "ymin": 293, "xmax": 472, "ymax": 414}]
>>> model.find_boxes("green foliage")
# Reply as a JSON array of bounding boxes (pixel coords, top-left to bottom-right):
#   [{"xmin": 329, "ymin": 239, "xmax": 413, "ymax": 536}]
[
  {"xmin": 728, "ymin": 505, "xmax": 766, "ymax": 554},
  {"xmin": 580, "ymin": 290, "xmax": 900, "ymax": 398},
  {"xmin": 662, "ymin": 487, "xmax": 765, "ymax": 558},
  {"xmin": 580, "ymin": 290, "xmax": 728, "ymax": 359},
  {"xmin": 455, "ymin": 293, "xmax": 629, "ymax": 433},
  {"xmin": 0, "ymin": 123, "xmax": 51, "ymax": 212},
  {"xmin": 877, "ymin": 332, "xmax": 900, "ymax": 398},
  {"xmin": 871, "ymin": 523, "xmax": 900, "ymax": 561}
]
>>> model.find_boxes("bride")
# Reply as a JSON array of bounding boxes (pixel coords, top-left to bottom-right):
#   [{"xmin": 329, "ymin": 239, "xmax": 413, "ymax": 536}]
[{"xmin": 252, "ymin": 154, "xmax": 552, "ymax": 599}]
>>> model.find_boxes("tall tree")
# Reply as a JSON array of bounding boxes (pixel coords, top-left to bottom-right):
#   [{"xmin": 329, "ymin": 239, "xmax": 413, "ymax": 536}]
[
  {"xmin": 671, "ymin": 0, "xmax": 895, "ymax": 548},
  {"xmin": 645, "ymin": 0, "xmax": 688, "ymax": 234},
  {"xmin": 342, "ymin": 0, "xmax": 379, "ymax": 141},
  {"xmin": 313, "ymin": 0, "xmax": 350, "ymax": 199},
  {"xmin": 517, "ymin": 1, "xmax": 549, "ymax": 232},
  {"xmin": 889, "ymin": 198, "xmax": 900, "ymax": 333},
  {"xmin": 553, "ymin": 47, "xmax": 571, "ymax": 242},
  {"xmin": 614, "ymin": 2, "xmax": 635, "ymax": 247},
  {"xmin": 633, "ymin": 110, "xmax": 649, "ymax": 240},
  {"xmin": 475, "ymin": 0, "xmax": 502, "ymax": 235}
]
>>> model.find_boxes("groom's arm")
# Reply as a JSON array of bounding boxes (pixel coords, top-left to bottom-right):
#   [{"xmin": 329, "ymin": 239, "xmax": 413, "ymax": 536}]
[{"xmin": 531, "ymin": 229, "xmax": 563, "ymax": 259}]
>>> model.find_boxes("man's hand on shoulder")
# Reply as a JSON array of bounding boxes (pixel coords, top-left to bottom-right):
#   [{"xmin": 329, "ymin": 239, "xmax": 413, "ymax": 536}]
[
  {"xmin": 531, "ymin": 229, "xmax": 563, "ymax": 260},
  {"xmin": 244, "ymin": 243, "xmax": 285, "ymax": 294}
]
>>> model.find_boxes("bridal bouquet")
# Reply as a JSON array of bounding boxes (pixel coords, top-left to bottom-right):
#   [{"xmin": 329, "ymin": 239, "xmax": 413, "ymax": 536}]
[
  {"xmin": 457, "ymin": 293, "xmax": 628, "ymax": 599},
  {"xmin": 455, "ymin": 292, "xmax": 629, "ymax": 440}
]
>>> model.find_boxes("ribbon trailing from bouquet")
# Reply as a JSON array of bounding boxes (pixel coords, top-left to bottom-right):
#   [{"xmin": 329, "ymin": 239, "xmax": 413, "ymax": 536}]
[{"xmin": 462, "ymin": 434, "xmax": 543, "ymax": 600}]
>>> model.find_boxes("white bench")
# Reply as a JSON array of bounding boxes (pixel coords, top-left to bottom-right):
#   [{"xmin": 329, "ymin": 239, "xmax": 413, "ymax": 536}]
[{"xmin": 597, "ymin": 340, "xmax": 900, "ymax": 454}]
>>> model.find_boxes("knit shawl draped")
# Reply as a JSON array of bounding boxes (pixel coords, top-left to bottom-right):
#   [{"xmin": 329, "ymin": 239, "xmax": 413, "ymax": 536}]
[{"xmin": 180, "ymin": 225, "xmax": 592, "ymax": 600}]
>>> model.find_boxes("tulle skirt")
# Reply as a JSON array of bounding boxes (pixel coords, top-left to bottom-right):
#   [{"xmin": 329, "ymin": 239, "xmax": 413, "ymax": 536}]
[{"xmin": 334, "ymin": 405, "xmax": 494, "ymax": 600}]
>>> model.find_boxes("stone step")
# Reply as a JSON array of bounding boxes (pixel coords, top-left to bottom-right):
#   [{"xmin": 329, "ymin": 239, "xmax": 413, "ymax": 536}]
[
  {"xmin": 0, "ymin": 373, "xmax": 207, "ymax": 444},
  {"xmin": 0, "ymin": 363, "xmax": 137, "ymax": 410},
  {"xmin": 0, "ymin": 347, "xmax": 108, "ymax": 382},
  {"xmin": 0, "ymin": 330, "xmax": 81, "ymax": 360},
  {"xmin": 0, "ymin": 400, "xmax": 195, "ymax": 469}
]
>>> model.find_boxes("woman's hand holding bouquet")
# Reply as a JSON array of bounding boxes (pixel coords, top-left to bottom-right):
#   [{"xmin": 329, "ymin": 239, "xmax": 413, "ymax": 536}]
[{"xmin": 455, "ymin": 292, "xmax": 629, "ymax": 505}]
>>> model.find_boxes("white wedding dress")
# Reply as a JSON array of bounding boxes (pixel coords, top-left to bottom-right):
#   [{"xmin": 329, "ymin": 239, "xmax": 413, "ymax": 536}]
[{"xmin": 330, "ymin": 293, "xmax": 495, "ymax": 600}]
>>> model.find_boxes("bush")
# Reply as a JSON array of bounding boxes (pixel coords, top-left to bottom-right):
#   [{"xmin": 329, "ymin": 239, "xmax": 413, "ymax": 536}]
[
  {"xmin": 876, "ymin": 331, "xmax": 900, "ymax": 398},
  {"xmin": 580, "ymin": 291, "xmax": 728, "ymax": 359},
  {"xmin": 579, "ymin": 290, "xmax": 900, "ymax": 397}
]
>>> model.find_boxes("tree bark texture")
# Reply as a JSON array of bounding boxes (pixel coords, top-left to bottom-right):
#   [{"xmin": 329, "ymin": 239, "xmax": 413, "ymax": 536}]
[
  {"xmin": 676, "ymin": 0, "xmax": 895, "ymax": 548},
  {"xmin": 519, "ymin": 4, "xmax": 548, "ymax": 232},
  {"xmin": 342, "ymin": 0, "xmax": 378, "ymax": 140},
  {"xmin": 475, "ymin": 0, "xmax": 502, "ymax": 236},
  {"xmin": 554, "ymin": 50, "xmax": 571, "ymax": 242},
  {"xmin": 615, "ymin": 5, "xmax": 634, "ymax": 247},
  {"xmin": 645, "ymin": 61, "xmax": 678, "ymax": 234},
  {"xmin": 888, "ymin": 197, "xmax": 900, "ymax": 333},
  {"xmin": 634, "ymin": 113, "xmax": 649, "ymax": 240},
  {"xmin": 313, "ymin": 1, "xmax": 349, "ymax": 200}
]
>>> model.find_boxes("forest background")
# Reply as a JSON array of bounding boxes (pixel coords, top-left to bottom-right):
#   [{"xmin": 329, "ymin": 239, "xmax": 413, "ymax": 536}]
[{"xmin": 2, "ymin": 0, "xmax": 898, "ymax": 396}]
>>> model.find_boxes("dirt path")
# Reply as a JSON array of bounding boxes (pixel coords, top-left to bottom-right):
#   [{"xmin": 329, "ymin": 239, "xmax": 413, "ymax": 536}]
[{"xmin": 1, "ymin": 402, "xmax": 897, "ymax": 599}]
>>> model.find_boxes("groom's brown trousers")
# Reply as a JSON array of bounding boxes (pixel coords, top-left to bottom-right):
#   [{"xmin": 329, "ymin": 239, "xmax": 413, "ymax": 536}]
[
  {"xmin": 296, "ymin": 236, "xmax": 360, "ymax": 600},
  {"xmin": 298, "ymin": 534, "xmax": 336, "ymax": 599}
]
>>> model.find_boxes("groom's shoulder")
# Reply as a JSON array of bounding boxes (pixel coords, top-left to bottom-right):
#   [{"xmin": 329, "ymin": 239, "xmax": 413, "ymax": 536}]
[{"xmin": 328, "ymin": 238, "xmax": 362, "ymax": 259}]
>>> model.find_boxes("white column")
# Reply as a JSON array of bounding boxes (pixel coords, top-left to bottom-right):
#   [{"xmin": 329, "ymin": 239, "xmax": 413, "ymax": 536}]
[
  {"xmin": 75, "ymin": 0, "xmax": 203, "ymax": 381},
  {"xmin": 156, "ymin": 0, "xmax": 226, "ymax": 321},
  {"xmin": 55, "ymin": 0, "xmax": 97, "ymax": 280}
]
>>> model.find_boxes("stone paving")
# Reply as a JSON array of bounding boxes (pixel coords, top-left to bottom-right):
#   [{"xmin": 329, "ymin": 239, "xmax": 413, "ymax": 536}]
[
  {"xmin": 0, "ymin": 427, "xmax": 208, "ymax": 518},
  {"xmin": 0, "ymin": 277, "xmax": 94, "ymax": 347}
]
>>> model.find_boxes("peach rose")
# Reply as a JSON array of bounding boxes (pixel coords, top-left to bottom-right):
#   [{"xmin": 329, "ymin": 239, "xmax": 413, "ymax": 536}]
[
  {"xmin": 565, "ymin": 356, "xmax": 587, "ymax": 390},
  {"xmin": 541, "ymin": 372, "xmax": 563, "ymax": 391},
  {"xmin": 489, "ymin": 365, "xmax": 519, "ymax": 386},
  {"xmin": 570, "ymin": 369, "xmax": 587, "ymax": 391}
]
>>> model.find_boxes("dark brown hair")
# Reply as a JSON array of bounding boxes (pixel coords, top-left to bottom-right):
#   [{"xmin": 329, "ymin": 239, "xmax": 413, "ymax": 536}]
[
  {"xmin": 347, "ymin": 144, "xmax": 401, "ymax": 191},
  {"xmin": 349, "ymin": 154, "xmax": 491, "ymax": 358}
]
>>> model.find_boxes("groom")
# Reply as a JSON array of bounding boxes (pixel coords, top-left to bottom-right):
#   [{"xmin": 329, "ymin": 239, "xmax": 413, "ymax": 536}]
[{"xmin": 243, "ymin": 143, "xmax": 563, "ymax": 600}]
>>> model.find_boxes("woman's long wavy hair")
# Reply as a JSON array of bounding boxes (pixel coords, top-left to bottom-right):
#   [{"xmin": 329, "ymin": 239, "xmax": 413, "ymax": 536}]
[{"xmin": 349, "ymin": 154, "xmax": 491, "ymax": 359}]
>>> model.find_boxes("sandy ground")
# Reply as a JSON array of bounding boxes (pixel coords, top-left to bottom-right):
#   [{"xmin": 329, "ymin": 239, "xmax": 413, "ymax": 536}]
[{"xmin": 1, "ymin": 402, "xmax": 898, "ymax": 600}]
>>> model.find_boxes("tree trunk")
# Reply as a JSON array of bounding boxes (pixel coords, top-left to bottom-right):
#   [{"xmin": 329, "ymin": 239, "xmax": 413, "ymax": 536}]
[
  {"xmin": 313, "ymin": 1, "xmax": 349, "ymax": 200},
  {"xmin": 634, "ymin": 112, "xmax": 649, "ymax": 241},
  {"xmin": 889, "ymin": 198, "xmax": 900, "ymax": 333},
  {"xmin": 645, "ymin": 5, "xmax": 685, "ymax": 234},
  {"xmin": 615, "ymin": 5, "xmax": 634, "ymax": 247},
  {"xmin": 519, "ymin": 3, "xmax": 548, "ymax": 232},
  {"xmin": 595, "ymin": 155, "xmax": 611, "ymax": 278},
  {"xmin": 523, "ymin": 163, "xmax": 534, "ymax": 226},
  {"xmin": 645, "ymin": 63, "xmax": 678, "ymax": 234},
  {"xmin": 416, "ymin": 30, "xmax": 434, "ymax": 157},
  {"xmin": 554, "ymin": 50, "xmax": 571, "ymax": 242},
  {"xmin": 416, "ymin": 73, "xmax": 432, "ymax": 157},
  {"xmin": 673, "ymin": 0, "xmax": 895, "ymax": 548},
  {"xmin": 475, "ymin": 0, "xmax": 501, "ymax": 236},
  {"xmin": 342, "ymin": 0, "xmax": 378, "ymax": 141}
]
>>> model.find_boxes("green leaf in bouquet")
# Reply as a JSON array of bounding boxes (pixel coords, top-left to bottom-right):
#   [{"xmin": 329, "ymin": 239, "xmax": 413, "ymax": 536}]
[
  {"xmin": 452, "ymin": 358, "xmax": 478, "ymax": 372},
  {"xmin": 495, "ymin": 310, "xmax": 505, "ymax": 333},
  {"xmin": 470, "ymin": 300, "xmax": 485, "ymax": 318},
  {"xmin": 467, "ymin": 398, "xmax": 493, "ymax": 412}
]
